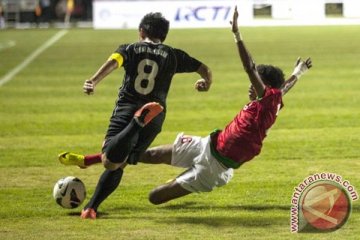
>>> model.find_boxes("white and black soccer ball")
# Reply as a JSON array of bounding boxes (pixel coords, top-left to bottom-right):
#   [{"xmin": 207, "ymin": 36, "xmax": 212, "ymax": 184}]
[{"xmin": 53, "ymin": 176, "xmax": 86, "ymax": 209}]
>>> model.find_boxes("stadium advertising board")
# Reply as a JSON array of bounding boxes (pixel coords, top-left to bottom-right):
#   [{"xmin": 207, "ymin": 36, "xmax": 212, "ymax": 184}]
[
  {"xmin": 93, "ymin": 0, "xmax": 360, "ymax": 29},
  {"xmin": 93, "ymin": 0, "xmax": 244, "ymax": 29}
]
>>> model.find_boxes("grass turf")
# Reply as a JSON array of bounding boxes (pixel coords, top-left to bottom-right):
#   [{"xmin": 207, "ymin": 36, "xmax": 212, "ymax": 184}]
[{"xmin": 0, "ymin": 26, "xmax": 359, "ymax": 239}]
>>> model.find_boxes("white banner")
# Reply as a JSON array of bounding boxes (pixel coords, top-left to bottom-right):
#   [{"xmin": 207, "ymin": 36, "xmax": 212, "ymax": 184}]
[
  {"xmin": 93, "ymin": 0, "xmax": 360, "ymax": 29},
  {"xmin": 93, "ymin": 1, "xmax": 240, "ymax": 29}
]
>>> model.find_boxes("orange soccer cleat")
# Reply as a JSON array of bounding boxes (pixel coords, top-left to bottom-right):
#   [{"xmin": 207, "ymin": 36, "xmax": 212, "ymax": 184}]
[{"xmin": 134, "ymin": 102, "xmax": 163, "ymax": 127}]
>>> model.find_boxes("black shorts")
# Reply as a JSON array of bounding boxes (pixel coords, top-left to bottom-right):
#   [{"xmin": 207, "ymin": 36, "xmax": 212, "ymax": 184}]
[{"xmin": 102, "ymin": 101, "xmax": 165, "ymax": 164}]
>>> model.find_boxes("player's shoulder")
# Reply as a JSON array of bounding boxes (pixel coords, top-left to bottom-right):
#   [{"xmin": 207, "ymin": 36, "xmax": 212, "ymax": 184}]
[
  {"xmin": 259, "ymin": 87, "xmax": 283, "ymax": 105},
  {"xmin": 171, "ymin": 47, "xmax": 188, "ymax": 55},
  {"xmin": 114, "ymin": 43, "xmax": 132, "ymax": 53}
]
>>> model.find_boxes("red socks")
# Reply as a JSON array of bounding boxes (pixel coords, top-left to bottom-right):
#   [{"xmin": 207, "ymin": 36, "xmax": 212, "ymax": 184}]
[{"xmin": 84, "ymin": 153, "xmax": 102, "ymax": 166}]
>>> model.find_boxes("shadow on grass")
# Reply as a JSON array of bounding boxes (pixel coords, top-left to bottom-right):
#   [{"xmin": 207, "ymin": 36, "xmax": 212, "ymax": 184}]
[
  {"xmin": 102, "ymin": 201, "xmax": 290, "ymax": 214},
  {"xmin": 161, "ymin": 201, "xmax": 290, "ymax": 211},
  {"xmin": 67, "ymin": 202, "xmax": 359, "ymax": 228},
  {"xmin": 157, "ymin": 202, "xmax": 289, "ymax": 227},
  {"xmin": 93, "ymin": 202, "xmax": 290, "ymax": 227},
  {"xmin": 96, "ymin": 211, "xmax": 286, "ymax": 227},
  {"xmin": 156, "ymin": 215, "xmax": 286, "ymax": 227},
  {"xmin": 106, "ymin": 200, "xmax": 360, "ymax": 212}
]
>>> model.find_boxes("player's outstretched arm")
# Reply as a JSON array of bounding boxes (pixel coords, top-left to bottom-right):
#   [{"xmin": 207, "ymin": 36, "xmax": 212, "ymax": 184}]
[
  {"xmin": 195, "ymin": 63, "xmax": 212, "ymax": 91},
  {"xmin": 231, "ymin": 6, "xmax": 265, "ymax": 98},
  {"xmin": 83, "ymin": 59, "xmax": 119, "ymax": 95},
  {"xmin": 281, "ymin": 57, "xmax": 312, "ymax": 96}
]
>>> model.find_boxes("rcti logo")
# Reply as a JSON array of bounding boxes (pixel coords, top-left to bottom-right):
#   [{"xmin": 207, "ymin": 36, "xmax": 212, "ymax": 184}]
[
  {"xmin": 175, "ymin": 6, "xmax": 231, "ymax": 21},
  {"xmin": 290, "ymin": 173, "xmax": 358, "ymax": 233}
]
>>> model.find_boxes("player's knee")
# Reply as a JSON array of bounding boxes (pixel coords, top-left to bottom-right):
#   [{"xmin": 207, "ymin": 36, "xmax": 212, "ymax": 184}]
[
  {"xmin": 140, "ymin": 149, "xmax": 154, "ymax": 163},
  {"xmin": 102, "ymin": 154, "xmax": 120, "ymax": 171}
]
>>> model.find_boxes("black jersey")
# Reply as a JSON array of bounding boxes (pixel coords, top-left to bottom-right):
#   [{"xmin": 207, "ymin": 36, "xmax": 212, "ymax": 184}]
[{"xmin": 115, "ymin": 42, "xmax": 202, "ymax": 109}]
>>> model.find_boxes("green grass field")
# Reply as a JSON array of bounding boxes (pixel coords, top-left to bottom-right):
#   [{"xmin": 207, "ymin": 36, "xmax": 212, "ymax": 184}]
[{"xmin": 0, "ymin": 26, "xmax": 359, "ymax": 239}]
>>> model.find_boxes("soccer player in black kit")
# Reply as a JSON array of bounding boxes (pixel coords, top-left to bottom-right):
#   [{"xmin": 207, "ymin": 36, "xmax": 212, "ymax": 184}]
[{"xmin": 59, "ymin": 12, "xmax": 212, "ymax": 219}]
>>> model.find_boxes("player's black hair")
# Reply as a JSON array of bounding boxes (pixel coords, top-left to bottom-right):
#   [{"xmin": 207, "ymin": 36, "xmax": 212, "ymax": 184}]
[
  {"xmin": 257, "ymin": 64, "xmax": 285, "ymax": 89},
  {"xmin": 139, "ymin": 12, "xmax": 170, "ymax": 42}
]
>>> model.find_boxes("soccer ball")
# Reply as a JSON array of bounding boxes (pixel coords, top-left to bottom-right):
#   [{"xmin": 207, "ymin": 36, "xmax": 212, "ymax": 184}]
[{"xmin": 53, "ymin": 176, "xmax": 86, "ymax": 209}]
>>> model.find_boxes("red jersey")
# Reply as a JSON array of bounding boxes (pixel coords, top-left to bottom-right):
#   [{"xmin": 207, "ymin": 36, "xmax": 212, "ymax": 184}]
[{"xmin": 214, "ymin": 87, "xmax": 283, "ymax": 164}]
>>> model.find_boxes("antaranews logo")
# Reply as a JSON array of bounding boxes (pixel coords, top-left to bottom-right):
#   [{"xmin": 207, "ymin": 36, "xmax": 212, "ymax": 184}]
[{"xmin": 290, "ymin": 173, "xmax": 358, "ymax": 233}]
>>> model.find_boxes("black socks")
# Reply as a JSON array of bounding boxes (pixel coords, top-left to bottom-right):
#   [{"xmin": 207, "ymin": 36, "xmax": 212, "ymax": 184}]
[{"xmin": 84, "ymin": 168, "xmax": 124, "ymax": 212}]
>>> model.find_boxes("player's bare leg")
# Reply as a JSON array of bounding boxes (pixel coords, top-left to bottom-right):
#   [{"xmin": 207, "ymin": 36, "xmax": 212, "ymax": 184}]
[
  {"xmin": 149, "ymin": 179, "xmax": 192, "ymax": 205},
  {"xmin": 139, "ymin": 144, "xmax": 173, "ymax": 165},
  {"xmin": 140, "ymin": 144, "xmax": 192, "ymax": 204}
]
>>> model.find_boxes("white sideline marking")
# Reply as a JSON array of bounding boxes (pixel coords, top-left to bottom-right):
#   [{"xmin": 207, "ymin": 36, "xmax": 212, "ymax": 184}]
[{"xmin": 0, "ymin": 29, "xmax": 68, "ymax": 87}]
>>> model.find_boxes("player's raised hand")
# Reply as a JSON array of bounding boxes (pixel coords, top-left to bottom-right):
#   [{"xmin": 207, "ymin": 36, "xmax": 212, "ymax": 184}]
[
  {"xmin": 230, "ymin": 6, "xmax": 239, "ymax": 33},
  {"xmin": 195, "ymin": 78, "xmax": 210, "ymax": 92},
  {"xmin": 295, "ymin": 57, "xmax": 312, "ymax": 69},
  {"xmin": 83, "ymin": 80, "xmax": 95, "ymax": 95},
  {"xmin": 304, "ymin": 57, "xmax": 312, "ymax": 69},
  {"xmin": 292, "ymin": 57, "xmax": 312, "ymax": 80}
]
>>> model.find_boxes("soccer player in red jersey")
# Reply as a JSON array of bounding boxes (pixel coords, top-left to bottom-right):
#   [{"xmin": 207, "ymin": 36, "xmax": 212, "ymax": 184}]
[{"xmin": 136, "ymin": 6, "xmax": 312, "ymax": 204}]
